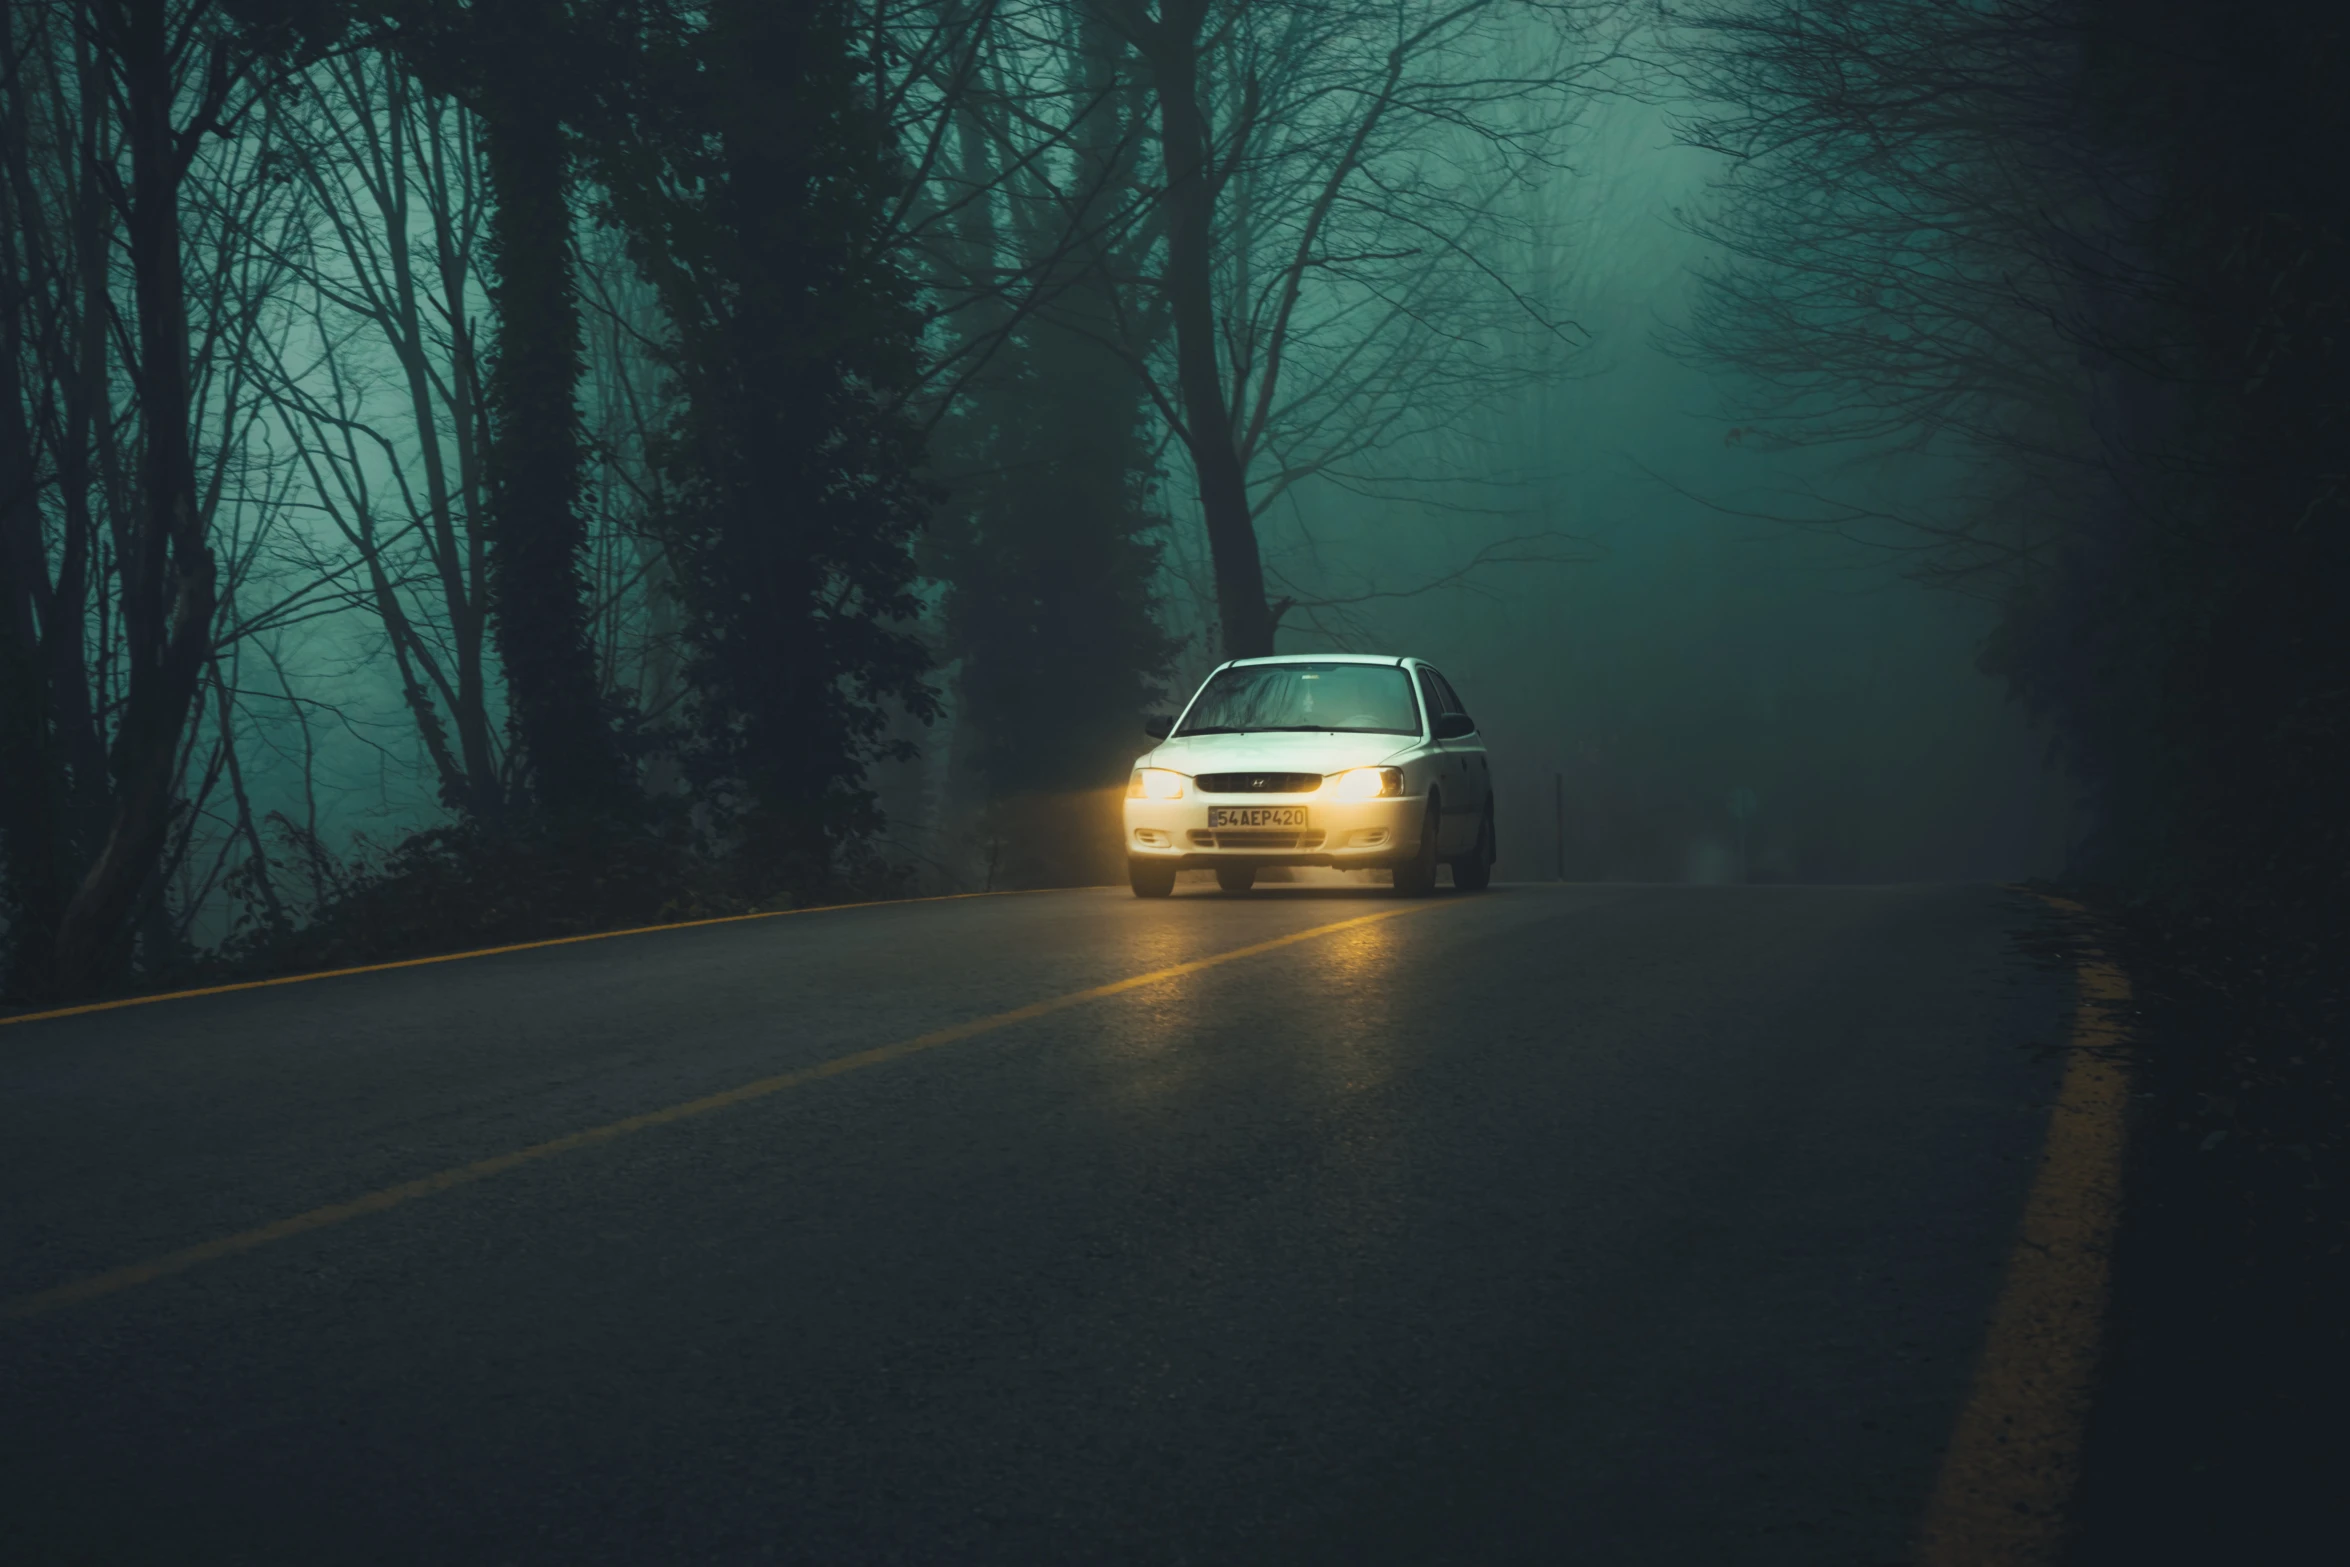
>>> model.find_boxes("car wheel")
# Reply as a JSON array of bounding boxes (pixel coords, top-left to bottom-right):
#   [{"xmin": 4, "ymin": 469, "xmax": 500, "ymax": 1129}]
[
  {"xmin": 1451, "ymin": 803, "xmax": 1494, "ymax": 892},
  {"xmin": 1393, "ymin": 797, "xmax": 1441, "ymax": 897},
  {"xmin": 1129, "ymin": 857, "xmax": 1177, "ymax": 898},
  {"xmin": 1215, "ymin": 865, "xmax": 1256, "ymax": 893}
]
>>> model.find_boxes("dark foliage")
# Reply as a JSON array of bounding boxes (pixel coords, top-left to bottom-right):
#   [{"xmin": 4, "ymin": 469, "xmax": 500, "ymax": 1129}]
[
  {"xmin": 398, "ymin": 0, "xmax": 637, "ymax": 823},
  {"xmin": 2069, "ymin": 899, "xmax": 2349, "ymax": 1560},
  {"xmin": 205, "ymin": 815, "xmax": 909, "ymax": 981},
  {"xmin": 926, "ymin": 318, "xmax": 1176, "ymax": 885},
  {"xmin": 1677, "ymin": 0, "xmax": 2350, "ymax": 1536},
  {"xmin": 1986, "ymin": 0, "xmax": 2350, "ymax": 912},
  {"xmin": 472, "ymin": 10, "xmax": 633, "ymax": 822},
  {"xmin": 925, "ymin": 50, "xmax": 1179, "ymax": 862},
  {"xmin": 599, "ymin": 0, "xmax": 937, "ymax": 888},
  {"xmin": 1680, "ymin": 0, "xmax": 2348, "ymax": 908},
  {"xmin": 918, "ymin": 11, "xmax": 1176, "ymax": 885},
  {"xmin": 929, "ymin": 316, "xmax": 1176, "ymax": 796},
  {"xmin": 2055, "ymin": 4, "xmax": 2350, "ymax": 1541}
]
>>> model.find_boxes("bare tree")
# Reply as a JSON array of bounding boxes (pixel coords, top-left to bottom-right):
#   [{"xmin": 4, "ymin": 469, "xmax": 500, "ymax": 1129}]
[
  {"xmin": 0, "ymin": 0, "xmax": 405, "ymax": 993},
  {"xmin": 1090, "ymin": 0, "xmax": 1617, "ymax": 656},
  {"xmin": 259, "ymin": 52, "xmax": 508, "ymax": 822},
  {"xmin": 0, "ymin": 0, "xmax": 319, "ymax": 995},
  {"xmin": 1663, "ymin": 0, "xmax": 2135, "ymax": 597},
  {"xmin": 575, "ymin": 225, "xmax": 689, "ymax": 767},
  {"xmin": 1, "ymin": 2, "xmax": 119, "ymax": 991}
]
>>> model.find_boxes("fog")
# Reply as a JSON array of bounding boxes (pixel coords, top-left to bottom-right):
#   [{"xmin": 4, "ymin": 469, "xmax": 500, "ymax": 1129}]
[
  {"xmin": 226, "ymin": 56, "xmax": 2074, "ymax": 900},
  {"xmin": 9, "ymin": 8, "xmax": 2332, "ymax": 1551},
  {"xmin": 1049, "ymin": 96, "xmax": 2069, "ymax": 889},
  {"xmin": 3, "ymin": 3, "xmax": 2085, "ymax": 996}
]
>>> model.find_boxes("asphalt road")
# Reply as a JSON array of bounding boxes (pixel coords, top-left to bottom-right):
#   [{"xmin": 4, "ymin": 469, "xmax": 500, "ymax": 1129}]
[{"xmin": 1, "ymin": 882, "xmax": 2068, "ymax": 1565}]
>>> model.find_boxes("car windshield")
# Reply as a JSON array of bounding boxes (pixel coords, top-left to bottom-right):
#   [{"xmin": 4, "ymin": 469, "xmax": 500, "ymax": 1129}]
[{"xmin": 1176, "ymin": 662, "xmax": 1421, "ymax": 735}]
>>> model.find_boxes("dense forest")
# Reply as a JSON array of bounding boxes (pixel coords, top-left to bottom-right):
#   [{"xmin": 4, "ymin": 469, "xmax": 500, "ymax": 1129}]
[
  {"xmin": 1, "ymin": 0, "xmax": 1622, "ymax": 997},
  {"xmin": 1, "ymin": 0, "xmax": 2342, "ymax": 1159},
  {"xmin": 1665, "ymin": 0, "xmax": 2349, "ymax": 1544}
]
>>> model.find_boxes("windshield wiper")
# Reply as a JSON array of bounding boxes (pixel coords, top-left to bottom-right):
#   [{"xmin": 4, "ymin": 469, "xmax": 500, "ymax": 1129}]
[
  {"xmin": 1178, "ymin": 723, "xmax": 1410, "ymax": 735},
  {"xmin": 1181, "ymin": 724, "xmax": 1342, "ymax": 735}
]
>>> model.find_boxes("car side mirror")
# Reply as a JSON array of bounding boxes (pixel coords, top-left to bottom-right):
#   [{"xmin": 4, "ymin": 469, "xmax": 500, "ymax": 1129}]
[
  {"xmin": 1142, "ymin": 714, "xmax": 1174, "ymax": 739},
  {"xmin": 1433, "ymin": 712, "xmax": 1476, "ymax": 740}
]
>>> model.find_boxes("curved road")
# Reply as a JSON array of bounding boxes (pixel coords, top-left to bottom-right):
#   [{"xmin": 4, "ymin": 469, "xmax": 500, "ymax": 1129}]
[{"xmin": 2, "ymin": 883, "xmax": 2065, "ymax": 1564}]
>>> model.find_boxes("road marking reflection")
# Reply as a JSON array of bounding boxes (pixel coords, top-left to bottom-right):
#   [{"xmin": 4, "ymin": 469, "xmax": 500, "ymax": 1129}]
[
  {"xmin": 0, "ymin": 889, "xmax": 1069, "ymax": 1031},
  {"xmin": 1913, "ymin": 894, "xmax": 2132, "ymax": 1564},
  {"xmin": 1, "ymin": 900, "xmax": 1453, "ymax": 1324}
]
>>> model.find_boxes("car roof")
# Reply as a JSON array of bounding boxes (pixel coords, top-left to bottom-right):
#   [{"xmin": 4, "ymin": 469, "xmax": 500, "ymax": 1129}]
[{"xmin": 1220, "ymin": 653, "xmax": 1416, "ymax": 668}]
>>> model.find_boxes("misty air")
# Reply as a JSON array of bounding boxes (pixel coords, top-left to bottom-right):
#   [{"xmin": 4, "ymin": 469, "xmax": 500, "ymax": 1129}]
[{"xmin": 3, "ymin": 1, "xmax": 2341, "ymax": 1560}]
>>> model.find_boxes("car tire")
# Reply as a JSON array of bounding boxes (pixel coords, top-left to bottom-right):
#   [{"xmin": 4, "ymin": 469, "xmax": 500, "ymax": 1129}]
[
  {"xmin": 1215, "ymin": 865, "xmax": 1256, "ymax": 893},
  {"xmin": 1451, "ymin": 803, "xmax": 1494, "ymax": 892},
  {"xmin": 1129, "ymin": 857, "xmax": 1177, "ymax": 898},
  {"xmin": 1393, "ymin": 797, "xmax": 1441, "ymax": 897}
]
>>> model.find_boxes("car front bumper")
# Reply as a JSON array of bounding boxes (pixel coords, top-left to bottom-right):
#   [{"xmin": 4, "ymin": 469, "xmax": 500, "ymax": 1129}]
[{"xmin": 1122, "ymin": 793, "xmax": 1424, "ymax": 866}]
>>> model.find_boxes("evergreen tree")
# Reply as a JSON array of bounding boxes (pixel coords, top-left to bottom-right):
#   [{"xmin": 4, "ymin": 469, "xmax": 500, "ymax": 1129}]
[
  {"xmin": 928, "ymin": 308, "xmax": 1177, "ymax": 876},
  {"xmin": 927, "ymin": 13, "xmax": 1175, "ymax": 862},
  {"xmin": 394, "ymin": 0, "xmax": 635, "ymax": 823},
  {"xmin": 604, "ymin": 0, "xmax": 936, "ymax": 888}
]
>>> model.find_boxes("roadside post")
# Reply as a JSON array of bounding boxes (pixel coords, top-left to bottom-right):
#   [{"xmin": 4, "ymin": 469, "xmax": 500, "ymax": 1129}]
[
  {"xmin": 1729, "ymin": 785, "xmax": 1760, "ymax": 883},
  {"xmin": 1554, "ymin": 772, "xmax": 1566, "ymax": 881}
]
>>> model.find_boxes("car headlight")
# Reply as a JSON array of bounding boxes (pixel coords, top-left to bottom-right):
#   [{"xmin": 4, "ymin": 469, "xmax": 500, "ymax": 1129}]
[
  {"xmin": 1326, "ymin": 766, "xmax": 1403, "ymax": 800},
  {"xmin": 1127, "ymin": 768, "xmax": 1188, "ymax": 800}
]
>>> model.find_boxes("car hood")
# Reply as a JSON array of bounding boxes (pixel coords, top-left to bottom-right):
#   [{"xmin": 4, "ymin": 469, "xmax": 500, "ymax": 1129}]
[{"xmin": 1137, "ymin": 731, "xmax": 1417, "ymax": 775}]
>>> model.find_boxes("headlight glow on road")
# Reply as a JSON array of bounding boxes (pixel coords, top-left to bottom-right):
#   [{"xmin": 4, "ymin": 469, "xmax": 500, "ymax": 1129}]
[
  {"xmin": 1129, "ymin": 768, "xmax": 1188, "ymax": 800},
  {"xmin": 1326, "ymin": 766, "xmax": 1403, "ymax": 800}
]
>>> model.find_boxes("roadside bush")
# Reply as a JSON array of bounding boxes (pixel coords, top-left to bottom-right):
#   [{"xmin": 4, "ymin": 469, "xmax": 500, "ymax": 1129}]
[{"xmin": 200, "ymin": 817, "xmax": 913, "ymax": 984}]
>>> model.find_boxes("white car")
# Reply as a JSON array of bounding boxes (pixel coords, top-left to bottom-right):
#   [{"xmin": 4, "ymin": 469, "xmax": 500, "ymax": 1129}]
[{"xmin": 1123, "ymin": 654, "xmax": 1496, "ymax": 898}]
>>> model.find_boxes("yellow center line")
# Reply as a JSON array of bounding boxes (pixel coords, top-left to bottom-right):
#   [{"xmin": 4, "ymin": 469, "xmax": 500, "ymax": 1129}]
[
  {"xmin": 1914, "ymin": 893, "xmax": 2133, "ymax": 1564},
  {"xmin": 0, "ymin": 888, "xmax": 1078, "ymax": 1031},
  {"xmin": 0, "ymin": 900, "xmax": 1449, "ymax": 1324}
]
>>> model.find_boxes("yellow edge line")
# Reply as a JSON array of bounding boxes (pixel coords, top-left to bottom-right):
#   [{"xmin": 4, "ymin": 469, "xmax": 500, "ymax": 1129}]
[
  {"xmin": 0, "ymin": 887, "xmax": 1076, "ymax": 1030},
  {"xmin": 1914, "ymin": 892, "xmax": 2133, "ymax": 1564},
  {"xmin": 0, "ymin": 900, "xmax": 1446, "ymax": 1324}
]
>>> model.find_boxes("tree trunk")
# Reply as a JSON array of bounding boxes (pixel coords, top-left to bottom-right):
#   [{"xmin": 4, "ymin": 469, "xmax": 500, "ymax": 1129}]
[
  {"xmin": 0, "ymin": 5, "xmax": 68, "ymax": 992},
  {"xmin": 50, "ymin": 0, "xmax": 220, "ymax": 996},
  {"xmin": 1130, "ymin": 11, "xmax": 1275, "ymax": 660},
  {"xmin": 474, "ymin": 4, "xmax": 629, "ymax": 821},
  {"xmin": 444, "ymin": 265, "xmax": 502, "ymax": 820},
  {"xmin": 0, "ymin": 135, "xmax": 72, "ymax": 990},
  {"xmin": 392, "ymin": 67, "xmax": 504, "ymax": 825}
]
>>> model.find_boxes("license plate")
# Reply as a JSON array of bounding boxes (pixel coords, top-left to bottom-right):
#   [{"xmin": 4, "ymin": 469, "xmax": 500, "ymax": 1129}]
[{"xmin": 1208, "ymin": 806, "xmax": 1308, "ymax": 828}]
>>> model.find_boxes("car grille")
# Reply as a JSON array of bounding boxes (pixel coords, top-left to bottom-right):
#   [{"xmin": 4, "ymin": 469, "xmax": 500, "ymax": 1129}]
[
  {"xmin": 1195, "ymin": 772, "xmax": 1322, "ymax": 795},
  {"xmin": 1189, "ymin": 829, "xmax": 1327, "ymax": 850}
]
